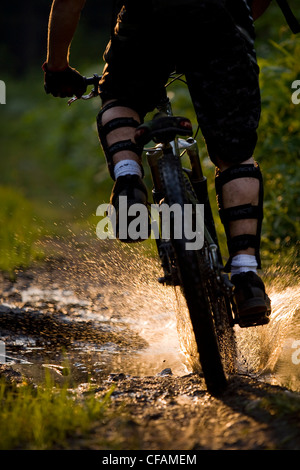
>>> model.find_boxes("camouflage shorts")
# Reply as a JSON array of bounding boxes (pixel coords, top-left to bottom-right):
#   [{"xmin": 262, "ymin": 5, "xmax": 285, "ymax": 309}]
[{"xmin": 99, "ymin": 0, "xmax": 261, "ymax": 165}]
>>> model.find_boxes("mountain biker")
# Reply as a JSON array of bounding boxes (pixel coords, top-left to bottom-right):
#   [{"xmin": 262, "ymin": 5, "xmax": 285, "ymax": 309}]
[{"xmin": 42, "ymin": 0, "xmax": 271, "ymax": 327}]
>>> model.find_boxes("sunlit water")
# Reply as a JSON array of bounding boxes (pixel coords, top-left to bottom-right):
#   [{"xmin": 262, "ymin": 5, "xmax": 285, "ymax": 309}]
[
  {"xmin": 235, "ymin": 284, "xmax": 300, "ymax": 391},
  {"xmin": 110, "ymin": 264, "xmax": 300, "ymax": 392},
  {"xmin": 112, "ymin": 251, "xmax": 300, "ymax": 391},
  {"xmin": 127, "ymin": 275, "xmax": 300, "ymax": 392},
  {"xmin": 3, "ymin": 239, "xmax": 300, "ymax": 391}
]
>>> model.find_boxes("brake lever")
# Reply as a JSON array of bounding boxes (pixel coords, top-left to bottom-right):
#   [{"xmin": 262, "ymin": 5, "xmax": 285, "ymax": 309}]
[
  {"xmin": 67, "ymin": 74, "xmax": 101, "ymax": 106},
  {"xmin": 68, "ymin": 90, "xmax": 96, "ymax": 106}
]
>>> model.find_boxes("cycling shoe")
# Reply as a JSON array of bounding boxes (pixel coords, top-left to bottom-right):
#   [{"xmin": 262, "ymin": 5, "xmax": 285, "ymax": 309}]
[
  {"xmin": 109, "ymin": 175, "xmax": 150, "ymax": 242},
  {"xmin": 231, "ymin": 271, "xmax": 271, "ymax": 328}
]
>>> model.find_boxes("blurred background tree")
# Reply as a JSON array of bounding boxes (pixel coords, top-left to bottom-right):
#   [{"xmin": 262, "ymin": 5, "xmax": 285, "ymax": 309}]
[{"xmin": 0, "ymin": 0, "xmax": 299, "ymax": 276}]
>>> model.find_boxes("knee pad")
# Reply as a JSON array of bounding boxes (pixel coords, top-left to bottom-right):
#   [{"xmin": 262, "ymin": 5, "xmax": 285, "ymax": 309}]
[
  {"xmin": 215, "ymin": 163, "xmax": 264, "ymax": 272},
  {"xmin": 97, "ymin": 100, "xmax": 143, "ymax": 180}
]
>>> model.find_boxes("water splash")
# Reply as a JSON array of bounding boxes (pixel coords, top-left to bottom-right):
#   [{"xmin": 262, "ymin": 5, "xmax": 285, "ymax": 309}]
[
  {"xmin": 5, "ymin": 236, "xmax": 300, "ymax": 390},
  {"xmin": 235, "ymin": 283, "xmax": 300, "ymax": 390}
]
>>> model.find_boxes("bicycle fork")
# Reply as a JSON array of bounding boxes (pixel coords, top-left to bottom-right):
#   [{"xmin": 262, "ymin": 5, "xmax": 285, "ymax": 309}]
[{"xmin": 147, "ymin": 137, "xmax": 234, "ymax": 311}]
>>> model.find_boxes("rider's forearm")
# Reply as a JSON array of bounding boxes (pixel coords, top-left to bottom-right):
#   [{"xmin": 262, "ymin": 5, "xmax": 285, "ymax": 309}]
[{"xmin": 46, "ymin": 0, "xmax": 86, "ymax": 71}]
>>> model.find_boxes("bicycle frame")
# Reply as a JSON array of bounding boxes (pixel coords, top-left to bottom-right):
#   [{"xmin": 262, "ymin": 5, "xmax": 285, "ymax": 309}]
[{"xmin": 145, "ymin": 92, "xmax": 233, "ymax": 297}]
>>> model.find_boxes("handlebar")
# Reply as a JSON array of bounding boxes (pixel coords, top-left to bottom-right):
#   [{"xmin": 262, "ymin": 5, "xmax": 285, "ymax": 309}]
[
  {"xmin": 68, "ymin": 73, "xmax": 101, "ymax": 106},
  {"xmin": 67, "ymin": 71, "xmax": 184, "ymax": 106}
]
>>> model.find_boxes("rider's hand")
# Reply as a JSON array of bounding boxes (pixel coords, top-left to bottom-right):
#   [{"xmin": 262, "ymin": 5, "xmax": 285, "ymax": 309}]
[{"xmin": 42, "ymin": 63, "xmax": 86, "ymax": 98}]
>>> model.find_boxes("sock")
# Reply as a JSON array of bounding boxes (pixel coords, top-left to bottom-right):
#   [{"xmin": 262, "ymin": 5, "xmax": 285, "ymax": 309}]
[
  {"xmin": 231, "ymin": 254, "xmax": 258, "ymax": 276},
  {"xmin": 114, "ymin": 159, "xmax": 142, "ymax": 179}
]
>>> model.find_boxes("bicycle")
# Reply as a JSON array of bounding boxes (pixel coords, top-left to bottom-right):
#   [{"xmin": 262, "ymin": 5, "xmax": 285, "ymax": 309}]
[{"xmin": 69, "ymin": 73, "xmax": 238, "ymax": 396}]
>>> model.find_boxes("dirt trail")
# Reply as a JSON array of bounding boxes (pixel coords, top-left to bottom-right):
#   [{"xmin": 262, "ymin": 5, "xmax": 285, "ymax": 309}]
[{"xmin": 0, "ymin": 236, "xmax": 300, "ymax": 450}]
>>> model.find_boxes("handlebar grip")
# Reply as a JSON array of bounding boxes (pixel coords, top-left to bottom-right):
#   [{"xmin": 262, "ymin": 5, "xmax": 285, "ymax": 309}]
[
  {"xmin": 84, "ymin": 74, "xmax": 101, "ymax": 89},
  {"xmin": 67, "ymin": 73, "xmax": 101, "ymax": 105}
]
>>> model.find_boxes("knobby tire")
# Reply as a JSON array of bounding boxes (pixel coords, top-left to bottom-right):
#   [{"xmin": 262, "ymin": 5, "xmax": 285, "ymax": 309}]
[{"xmin": 159, "ymin": 151, "xmax": 228, "ymax": 395}]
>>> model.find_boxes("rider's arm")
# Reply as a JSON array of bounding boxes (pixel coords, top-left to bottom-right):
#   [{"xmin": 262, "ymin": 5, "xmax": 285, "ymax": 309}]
[{"xmin": 46, "ymin": 0, "xmax": 86, "ymax": 71}]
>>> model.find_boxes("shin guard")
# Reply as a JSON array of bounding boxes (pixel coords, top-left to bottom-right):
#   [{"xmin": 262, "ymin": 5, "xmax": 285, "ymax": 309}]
[
  {"xmin": 97, "ymin": 100, "xmax": 143, "ymax": 180},
  {"xmin": 215, "ymin": 163, "xmax": 264, "ymax": 272}
]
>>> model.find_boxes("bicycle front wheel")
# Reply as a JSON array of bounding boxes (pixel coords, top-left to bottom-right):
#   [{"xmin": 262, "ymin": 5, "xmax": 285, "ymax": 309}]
[{"xmin": 159, "ymin": 151, "xmax": 227, "ymax": 395}]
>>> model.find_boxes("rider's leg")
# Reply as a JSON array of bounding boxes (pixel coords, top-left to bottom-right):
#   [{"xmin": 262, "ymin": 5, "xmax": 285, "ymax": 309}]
[
  {"xmin": 95, "ymin": 3, "xmax": 173, "ymax": 241},
  {"xmin": 97, "ymin": 100, "xmax": 143, "ymax": 179},
  {"xmin": 215, "ymin": 156, "xmax": 262, "ymax": 273},
  {"xmin": 184, "ymin": 0, "xmax": 271, "ymax": 325},
  {"xmin": 214, "ymin": 157, "xmax": 271, "ymax": 327},
  {"xmin": 96, "ymin": 100, "xmax": 148, "ymax": 242},
  {"xmin": 217, "ymin": 157, "xmax": 259, "ymax": 276},
  {"xmin": 214, "ymin": 156, "xmax": 271, "ymax": 325}
]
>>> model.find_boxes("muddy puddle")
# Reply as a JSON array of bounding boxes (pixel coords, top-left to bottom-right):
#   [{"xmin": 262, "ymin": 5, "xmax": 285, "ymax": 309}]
[
  {"xmin": 0, "ymin": 239, "xmax": 299, "ymax": 393},
  {"xmin": 0, "ymin": 240, "xmax": 188, "ymax": 385}
]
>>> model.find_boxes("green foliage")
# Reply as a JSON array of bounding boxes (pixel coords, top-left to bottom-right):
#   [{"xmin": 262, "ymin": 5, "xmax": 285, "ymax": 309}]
[
  {"xmin": 0, "ymin": 186, "xmax": 42, "ymax": 277},
  {"xmin": 255, "ymin": 35, "xmax": 300, "ymax": 263},
  {"xmin": 0, "ymin": 70, "xmax": 109, "ymax": 207},
  {"xmin": 0, "ymin": 69, "xmax": 112, "ymax": 277},
  {"xmin": 0, "ymin": 374, "xmax": 114, "ymax": 450}
]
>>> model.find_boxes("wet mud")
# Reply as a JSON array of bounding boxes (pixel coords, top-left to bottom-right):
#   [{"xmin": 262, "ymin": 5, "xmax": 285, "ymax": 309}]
[{"xmin": 0, "ymin": 236, "xmax": 300, "ymax": 450}]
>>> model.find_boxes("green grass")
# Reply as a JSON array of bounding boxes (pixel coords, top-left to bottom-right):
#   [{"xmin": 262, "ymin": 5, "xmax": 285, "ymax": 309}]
[
  {"xmin": 259, "ymin": 391, "xmax": 300, "ymax": 418},
  {"xmin": 0, "ymin": 373, "xmax": 115, "ymax": 450},
  {"xmin": 0, "ymin": 186, "xmax": 44, "ymax": 278}
]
